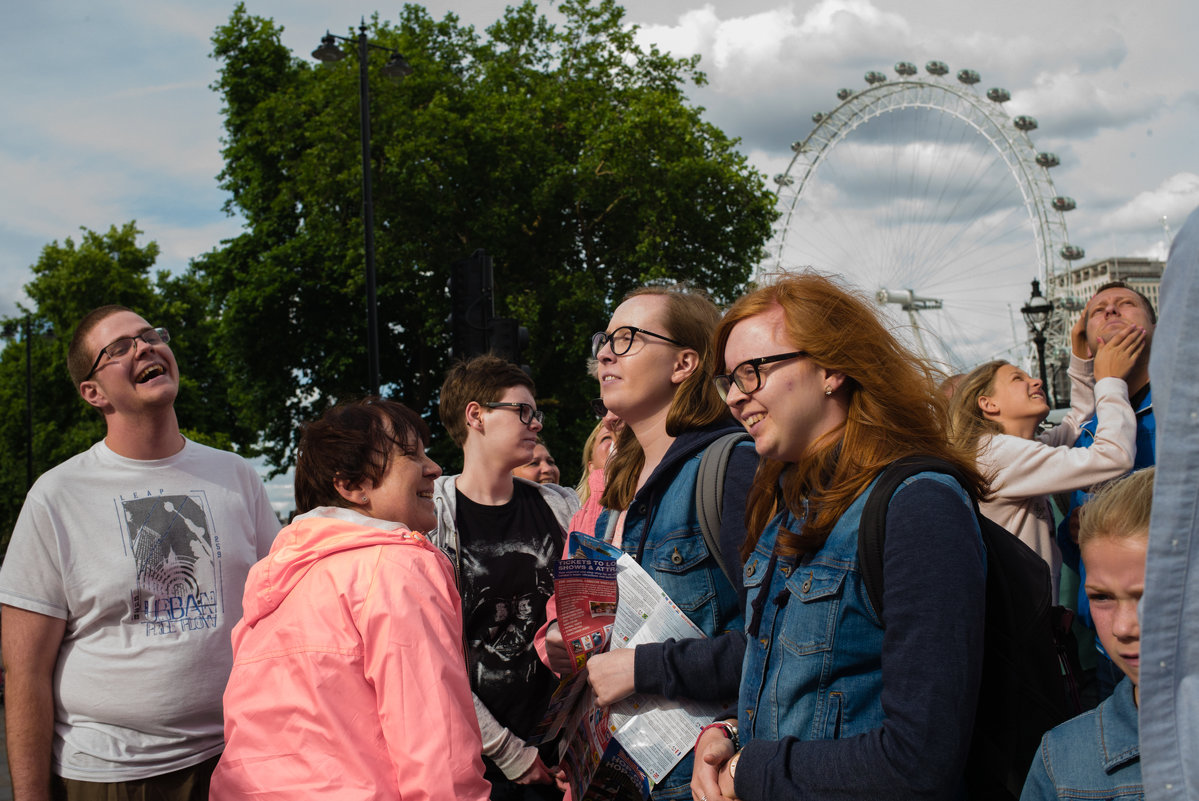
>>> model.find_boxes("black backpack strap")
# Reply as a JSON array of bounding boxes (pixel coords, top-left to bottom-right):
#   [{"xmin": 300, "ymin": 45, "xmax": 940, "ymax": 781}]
[
  {"xmin": 696, "ymin": 431, "xmax": 753, "ymax": 588},
  {"xmin": 858, "ymin": 455, "xmax": 968, "ymax": 620}
]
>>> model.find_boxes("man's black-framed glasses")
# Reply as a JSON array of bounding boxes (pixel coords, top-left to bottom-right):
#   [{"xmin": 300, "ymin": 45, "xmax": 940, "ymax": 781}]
[
  {"xmin": 84, "ymin": 327, "xmax": 170, "ymax": 380},
  {"xmin": 590, "ymin": 326, "xmax": 684, "ymax": 358},
  {"xmin": 482, "ymin": 402, "xmax": 544, "ymax": 426},
  {"xmin": 714, "ymin": 351, "xmax": 807, "ymax": 401}
]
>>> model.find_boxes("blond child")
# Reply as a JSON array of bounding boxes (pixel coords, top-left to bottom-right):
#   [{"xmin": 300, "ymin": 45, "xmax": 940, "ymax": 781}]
[{"xmin": 1020, "ymin": 467, "xmax": 1152, "ymax": 800}]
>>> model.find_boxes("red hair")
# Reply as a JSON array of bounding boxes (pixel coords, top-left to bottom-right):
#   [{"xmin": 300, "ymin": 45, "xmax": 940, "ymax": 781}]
[{"xmin": 713, "ymin": 272, "xmax": 986, "ymax": 558}]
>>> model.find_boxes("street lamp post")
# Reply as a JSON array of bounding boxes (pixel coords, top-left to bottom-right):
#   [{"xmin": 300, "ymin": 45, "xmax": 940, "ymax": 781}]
[
  {"xmin": 313, "ymin": 22, "xmax": 412, "ymax": 397},
  {"xmin": 1021, "ymin": 278, "xmax": 1055, "ymax": 407}
]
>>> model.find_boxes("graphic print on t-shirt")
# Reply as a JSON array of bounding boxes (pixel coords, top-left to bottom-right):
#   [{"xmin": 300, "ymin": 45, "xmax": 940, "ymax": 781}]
[{"xmin": 120, "ymin": 492, "xmax": 221, "ymax": 636}]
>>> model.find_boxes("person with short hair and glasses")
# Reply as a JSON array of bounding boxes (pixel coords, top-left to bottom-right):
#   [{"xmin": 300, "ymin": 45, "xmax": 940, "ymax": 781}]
[
  {"xmin": 432, "ymin": 355, "xmax": 579, "ymax": 800},
  {"xmin": 0, "ymin": 305, "xmax": 280, "ymax": 800}
]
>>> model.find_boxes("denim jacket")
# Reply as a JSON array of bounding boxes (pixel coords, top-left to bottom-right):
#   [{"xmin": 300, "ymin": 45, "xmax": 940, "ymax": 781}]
[
  {"xmin": 732, "ymin": 471, "xmax": 985, "ymax": 801},
  {"xmin": 1020, "ymin": 677, "xmax": 1143, "ymax": 800},
  {"xmin": 595, "ymin": 422, "xmax": 752, "ymax": 799},
  {"xmin": 595, "ymin": 423, "xmax": 748, "ymax": 639}
]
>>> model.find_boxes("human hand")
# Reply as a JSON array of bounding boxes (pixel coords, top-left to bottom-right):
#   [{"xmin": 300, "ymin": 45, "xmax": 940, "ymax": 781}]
[
  {"xmin": 691, "ymin": 725, "xmax": 736, "ymax": 801},
  {"xmin": 544, "ymin": 621, "xmax": 575, "ymax": 676},
  {"xmin": 1071, "ymin": 311, "xmax": 1090, "ymax": 359},
  {"xmin": 514, "ymin": 755, "xmax": 557, "ymax": 786},
  {"xmin": 586, "ymin": 647, "xmax": 637, "ymax": 706},
  {"xmin": 1093, "ymin": 325, "xmax": 1146, "ymax": 382}
]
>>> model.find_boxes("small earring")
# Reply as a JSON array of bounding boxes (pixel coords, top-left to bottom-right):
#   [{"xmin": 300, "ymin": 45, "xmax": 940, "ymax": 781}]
[
  {"xmin": 824, "ymin": 386, "xmax": 832, "ymax": 396},
  {"xmin": 361, "ymin": 496, "xmax": 368, "ymax": 503}
]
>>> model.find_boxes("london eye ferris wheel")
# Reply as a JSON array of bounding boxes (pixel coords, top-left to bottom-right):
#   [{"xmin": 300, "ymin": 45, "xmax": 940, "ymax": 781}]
[{"xmin": 767, "ymin": 60, "xmax": 1084, "ymax": 386}]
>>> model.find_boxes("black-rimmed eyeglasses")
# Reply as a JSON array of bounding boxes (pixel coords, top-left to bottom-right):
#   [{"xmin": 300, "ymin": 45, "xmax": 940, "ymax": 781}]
[
  {"xmin": 590, "ymin": 326, "xmax": 684, "ymax": 358},
  {"xmin": 482, "ymin": 402, "xmax": 544, "ymax": 426},
  {"xmin": 714, "ymin": 351, "xmax": 807, "ymax": 400},
  {"xmin": 84, "ymin": 327, "xmax": 170, "ymax": 380}
]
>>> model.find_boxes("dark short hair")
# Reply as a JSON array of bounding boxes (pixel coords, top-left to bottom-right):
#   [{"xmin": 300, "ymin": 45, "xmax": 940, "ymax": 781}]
[
  {"xmin": 438, "ymin": 355, "xmax": 535, "ymax": 447},
  {"xmin": 67, "ymin": 305, "xmax": 136, "ymax": 388},
  {"xmin": 1091, "ymin": 281, "xmax": 1157, "ymax": 324},
  {"xmin": 294, "ymin": 397, "xmax": 431, "ymax": 513}
]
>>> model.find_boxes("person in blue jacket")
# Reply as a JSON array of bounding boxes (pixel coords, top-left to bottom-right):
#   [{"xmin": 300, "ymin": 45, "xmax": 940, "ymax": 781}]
[
  {"xmin": 1022, "ymin": 467, "xmax": 1152, "ymax": 801},
  {"xmin": 545, "ymin": 285, "xmax": 756, "ymax": 799},
  {"xmin": 693, "ymin": 272, "xmax": 987, "ymax": 801},
  {"xmin": 1057, "ymin": 281, "xmax": 1156, "ymax": 705}
]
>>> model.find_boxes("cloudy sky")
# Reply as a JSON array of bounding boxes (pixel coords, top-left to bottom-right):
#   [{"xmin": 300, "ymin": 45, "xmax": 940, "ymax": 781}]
[{"xmin": 6, "ymin": 0, "xmax": 1197, "ymax": 509}]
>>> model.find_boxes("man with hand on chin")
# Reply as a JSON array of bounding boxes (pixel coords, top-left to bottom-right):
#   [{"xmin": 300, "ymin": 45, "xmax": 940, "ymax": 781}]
[
  {"xmin": 1058, "ymin": 282, "xmax": 1157, "ymax": 705},
  {"xmin": 0, "ymin": 305, "xmax": 279, "ymax": 800}
]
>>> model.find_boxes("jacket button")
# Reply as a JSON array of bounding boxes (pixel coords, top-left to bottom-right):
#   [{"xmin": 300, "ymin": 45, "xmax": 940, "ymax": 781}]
[
  {"xmin": 801, "ymin": 575, "xmax": 813, "ymax": 593},
  {"xmin": 637, "ymin": 503, "xmax": 648, "ymax": 514},
  {"xmin": 746, "ymin": 709, "xmax": 754, "ymax": 719},
  {"xmin": 746, "ymin": 562, "xmax": 756, "ymax": 577},
  {"xmin": 780, "ymin": 565, "xmax": 790, "ymax": 576},
  {"xmin": 671, "ymin": 547, "xmax": 683, "ymax": 565}
]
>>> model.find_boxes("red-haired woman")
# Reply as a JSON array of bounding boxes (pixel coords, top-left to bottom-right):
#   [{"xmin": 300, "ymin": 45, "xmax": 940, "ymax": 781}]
[{"xmin": 693, "ymin": 273, "xmax": 987, "ymax": 801}]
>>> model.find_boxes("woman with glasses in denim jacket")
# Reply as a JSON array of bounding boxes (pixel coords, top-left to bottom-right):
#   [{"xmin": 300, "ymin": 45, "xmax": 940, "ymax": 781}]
[
  {"xmin": 543, "ymin": 285, "xmax": 757, "ymax": 800},
  {"xmin": 692, "ymin": 273, "xmax": 988, "ymax": 801}
]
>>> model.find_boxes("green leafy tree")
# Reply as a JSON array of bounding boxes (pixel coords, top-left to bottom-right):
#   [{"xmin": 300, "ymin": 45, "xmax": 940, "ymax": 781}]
[
  {"xmin": 0, "ymin": 223, "xmax": 257, "ymax": 554},
  {"xmin": 204, "ymin": 0, "xmax": 776, "ymax": 477}
]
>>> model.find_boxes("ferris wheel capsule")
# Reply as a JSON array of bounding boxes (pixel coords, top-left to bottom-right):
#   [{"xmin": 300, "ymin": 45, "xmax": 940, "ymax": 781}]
[
  {"xmin": 926, "ymin": 60, "xmax": 949, "ymax": 76},
  {"xmin": 812, "ymin": 112, "xmax": 826, "ymax": 123},
  {"xmin": 1036, "ymin": 152, "xmax": 1061, "ymax": 168},
  {"xmin": 1052, "ymin": 196, "xmax": 1076, "ymax": 212},
  {"xmin": 986, "ymin": 88, "xmax": 1011, "ymax": 103},
  {"xmin": 774, "ymin": 174, "xmax": 795, "ymax": 187},
  {"xmin": 865, "ymin": 71, "xmax": 887, "ymax": 84},
  {"xmin": 895, "ymin": 61, "xmax": 917, "ymax": 76},
  {"xmin": 957, "ymin": 69, "xmax": 980, "ymax": 85},
  {"xmin": 1061, "ymin": 245, "xmax": 1086, "ymax": 260},
  {"xmin": 1014, "ymin": 115, "xmax": 1038, "ymax": 131},
  {"xmin": 837, "ymin": 88, "xmax": 854, "ymax": 101}
]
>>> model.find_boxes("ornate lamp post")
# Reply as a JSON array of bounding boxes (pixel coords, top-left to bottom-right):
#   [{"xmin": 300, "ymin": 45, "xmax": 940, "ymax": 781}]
[
  {"xmin": 1021, "ymin": 278, "xmax": 1055, "ymax": 407},
  {"xmin": 312, "ymin": 22, "xmax": 412, "ymax": 396}
]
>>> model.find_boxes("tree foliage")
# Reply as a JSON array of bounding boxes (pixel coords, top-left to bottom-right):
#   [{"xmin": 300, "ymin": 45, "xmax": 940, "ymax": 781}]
[
  {"xmin": 204, "ymin": 0, "xmax": 776, "ymax": 476},
  {"xmin": 0, "ymin": 223, "xmax": 258, "ymax": 554}
]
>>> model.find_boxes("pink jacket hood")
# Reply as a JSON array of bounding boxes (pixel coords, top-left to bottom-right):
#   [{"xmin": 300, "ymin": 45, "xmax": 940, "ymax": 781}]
[{"xmin": 240, "ymin": 507, "xmax": 425, "ymax": 627}]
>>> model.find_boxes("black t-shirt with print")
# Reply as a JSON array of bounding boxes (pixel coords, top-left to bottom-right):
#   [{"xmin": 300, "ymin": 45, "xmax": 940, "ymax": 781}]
[{"xmin": 458, "ymin": 481, "xmax": 565, "ymax": 739}]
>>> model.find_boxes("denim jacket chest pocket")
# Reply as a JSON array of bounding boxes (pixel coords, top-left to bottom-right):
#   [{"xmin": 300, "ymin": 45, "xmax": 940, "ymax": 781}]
[
  {"xmin": 779, "ymin": 564, "xmax": 846, "ymax": 657},
  {"xmin": 647, "ymin": 526, "xmax": 716, "ymax": 613}
]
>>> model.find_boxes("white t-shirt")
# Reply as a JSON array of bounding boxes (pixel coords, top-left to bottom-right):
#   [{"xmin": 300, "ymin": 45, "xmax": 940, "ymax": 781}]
[{"xmin": 0, "ymin": 438, "xmax": 280, "ymax": 781}]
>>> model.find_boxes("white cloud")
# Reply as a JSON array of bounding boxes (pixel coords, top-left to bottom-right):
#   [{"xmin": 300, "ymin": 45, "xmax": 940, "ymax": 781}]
[
  {"xmin": 1098, "ymin": 172, "xmax": 1199, "ymax": 233},
  {"xmin": 1007, "ymin": 68, "xmax": 1163, "ymax": 139}
]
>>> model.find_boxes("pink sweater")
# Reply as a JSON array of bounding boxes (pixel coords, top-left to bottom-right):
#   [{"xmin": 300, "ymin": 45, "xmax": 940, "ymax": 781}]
[{"xmin": 211, "ymin": 508, "xmax": 490, "ymax": 800}]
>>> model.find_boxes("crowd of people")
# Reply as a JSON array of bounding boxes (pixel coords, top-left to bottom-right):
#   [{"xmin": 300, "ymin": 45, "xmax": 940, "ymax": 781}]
[{"xmin": 1, "ymin": 205, "xmax": 1196, "ymax": 801}]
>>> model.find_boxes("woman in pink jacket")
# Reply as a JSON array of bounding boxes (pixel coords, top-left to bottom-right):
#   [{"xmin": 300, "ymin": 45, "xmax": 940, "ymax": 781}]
[{"xmin": 211, "ymin": 398, "xmax": 490, "ymax": 800}]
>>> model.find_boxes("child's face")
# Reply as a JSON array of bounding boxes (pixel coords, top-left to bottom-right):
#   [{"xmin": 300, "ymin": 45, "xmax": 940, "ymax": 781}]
[{"xmin": 1082, "ymin": 532, "xmax": 1147, "ymax": 688}]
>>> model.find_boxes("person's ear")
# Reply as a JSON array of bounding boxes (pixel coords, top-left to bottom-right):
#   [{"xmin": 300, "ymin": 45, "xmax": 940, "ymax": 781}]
[
  {"xmin": 977, "ymin": 394, "xmax": 1000, "ymax": 417},
  {"xmin": 670, "ymin": 349, "xmax": 700, "ymax": 385},
  {"xmin": 464, "ymin": 401, "xmax": 487, "ymax": 436},
  {"xmin": 821, "ymin": 369, "xmax": 848, "ymax": 395},
  {"xmin": 333, "ymin": 475, "xmax": 368, "ymax": 506},
  {"xmin": 79, "ymin": 380, "xmax": 112, "ymax": 412}
]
